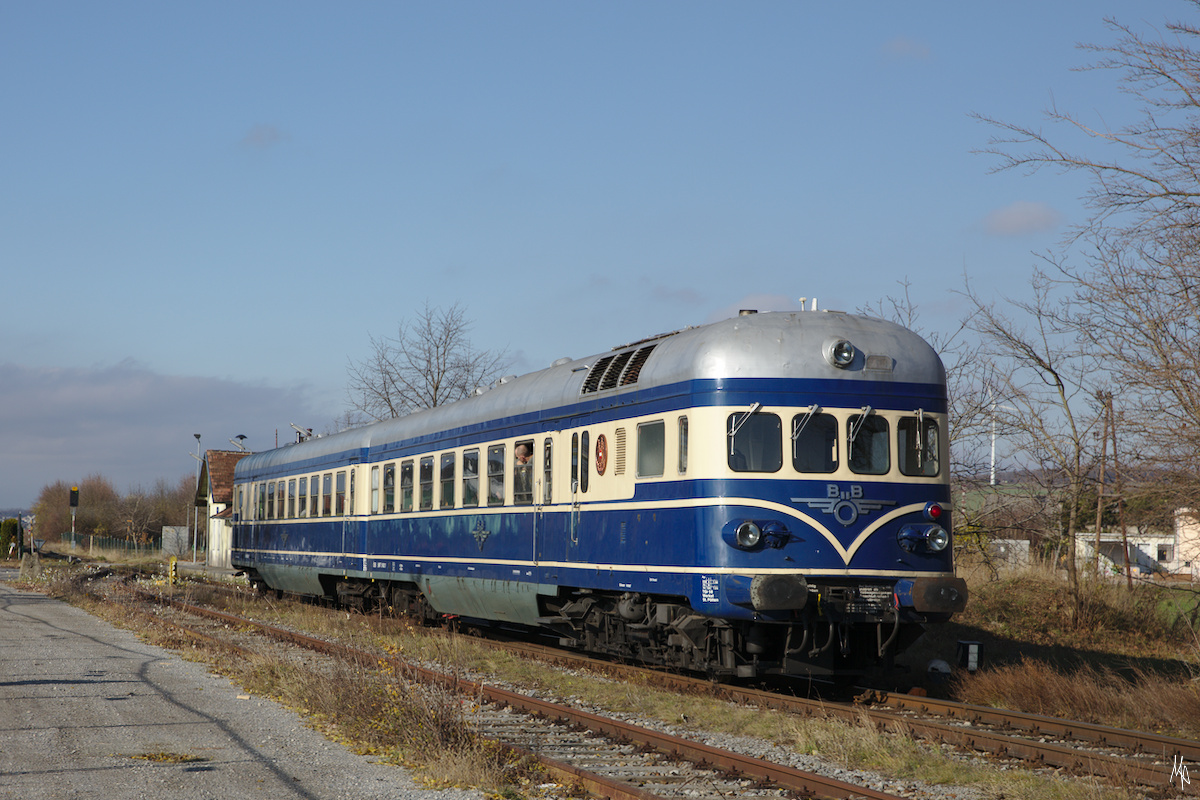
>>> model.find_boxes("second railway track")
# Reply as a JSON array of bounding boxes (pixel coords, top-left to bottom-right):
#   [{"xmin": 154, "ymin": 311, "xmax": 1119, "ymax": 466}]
[{"xmin": 116, "ymin": 575, "xmax": 1197, "ymax": 798}]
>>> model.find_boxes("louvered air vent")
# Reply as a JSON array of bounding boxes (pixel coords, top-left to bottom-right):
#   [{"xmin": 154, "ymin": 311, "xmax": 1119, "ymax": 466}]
[{"xmin": 580, "ymin": 345, "xmax": 657, "ymax": 395}]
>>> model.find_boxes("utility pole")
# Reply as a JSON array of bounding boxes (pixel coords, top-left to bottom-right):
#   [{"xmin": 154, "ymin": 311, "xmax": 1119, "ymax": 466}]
[{"xmin": 1093, "ymin": 391, "xmax": 1109, "ymax": 578}]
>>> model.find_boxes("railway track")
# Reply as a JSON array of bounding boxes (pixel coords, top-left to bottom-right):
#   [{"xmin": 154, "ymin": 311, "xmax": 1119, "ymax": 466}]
[
  {"xmin": 121, "ymin": 583, "xmax": 920, "ymax": 800},
  {"xmin": 154, "ymin": 575, "xmax": 1195, "ymax": 794}
]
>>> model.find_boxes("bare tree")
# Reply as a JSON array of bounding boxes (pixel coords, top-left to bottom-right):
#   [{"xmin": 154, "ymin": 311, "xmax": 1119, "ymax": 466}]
[
  {"xmin": 975, "ymin": 7, "xmax": 1200, "ymax": 510},
  {"xmin": 346, "ymin": 302, "xmax": 511, "ymax": 422},
  {"xmin": 964, "ymin": 274, "xmax": 1107, "ymax": 616}
]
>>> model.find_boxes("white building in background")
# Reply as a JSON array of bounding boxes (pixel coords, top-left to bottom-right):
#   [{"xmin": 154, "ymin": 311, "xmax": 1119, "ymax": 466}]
[
  {"xmin": 1073, "ymin": 511, "xmax": 1200, "ymax": 580},
  {"xmin": 195, "ymin": 450, "xmax": 252, "ymax": 569}
]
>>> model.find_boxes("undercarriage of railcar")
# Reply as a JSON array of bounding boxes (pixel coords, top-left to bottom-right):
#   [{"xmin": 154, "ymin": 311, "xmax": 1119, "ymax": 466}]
[
  {"xmin": 533, "ymin": 584, "xmax": 945, "ymax": 679},
  {"xmin": 241, "ymin": 567, "xmax": 966, "ymax": 679}
]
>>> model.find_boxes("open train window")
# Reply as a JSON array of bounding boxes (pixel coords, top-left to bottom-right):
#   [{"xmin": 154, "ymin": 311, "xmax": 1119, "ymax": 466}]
[
  {"xmin": 400, "ymin": 461, "xmax": 413, "ymax": 512},
  {"xmin": 462, "ymin": 449, "xmax": 479, "ymax": 508},
  {"xmin": 637, "ymin": 420, "xmax": 665, "ymax": 477},
  {"xmin": 898, "ymin": 416, "xmax": 940, "ymax": 476},
  {"xmin": 514, "ymin": 440, "xmax": 534, "ymax": 505},
  {"xmin": 298, "ymin": 476, "xmax": 308, "ymax": 517},
  {"xmin": 792, "ymin": 412, "xmax": 838, "ymax": 473},
  {"xmin": 440, "ymin": 453, "xmax": 456, "ymax": 509},
  {"xmin": 848, "ymin": 414, "xmax": 889, "ymax": 475},
  {"xmin": 487, "ymin": 445, "xmax": 505, "ymax": 506},
  {"xmin": 727, "ymin": 412, "xmax": 781, "ymax": 472},
  {"xmin": 383, "ymin": 463, "xmax": 395, "ymax": 512},
  {"xmin": 419, "ymin": 457, "xmax": 434, "ymax": 511}
]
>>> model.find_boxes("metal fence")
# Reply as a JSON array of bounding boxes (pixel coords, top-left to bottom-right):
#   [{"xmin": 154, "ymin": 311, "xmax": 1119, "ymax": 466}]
[{"xmin": 59, "ymin": 532, "xmax": 161, "ymax": 557}]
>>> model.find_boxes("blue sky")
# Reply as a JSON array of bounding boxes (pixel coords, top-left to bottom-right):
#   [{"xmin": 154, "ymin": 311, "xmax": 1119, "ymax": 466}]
[{"xmin": 0, "ymin": 1, "xmax": 1186, "ymax": 511}]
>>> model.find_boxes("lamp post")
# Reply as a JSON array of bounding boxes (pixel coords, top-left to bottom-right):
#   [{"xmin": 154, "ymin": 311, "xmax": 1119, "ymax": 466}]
[{"xmin": 193, "ymin": 433, "xmax": 201, "ymax": 563}]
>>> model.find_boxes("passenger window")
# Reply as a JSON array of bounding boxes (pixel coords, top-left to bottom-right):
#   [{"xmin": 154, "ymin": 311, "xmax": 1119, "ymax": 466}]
[
  {"xmin": 462, "ymin": 449, "xmax": 479, "ymax": 507},
  {"xmin": 257, "ymin": 484, "xmax": 266, "ymax": 520},
  {"xmin": 848, "ymin": 414, "xmax": 890, "ymax": 475},
  {"xmin": 514, "ymin": 440, "xmax": 534, "ymax": 505},
  {"xmin": 322, "ymin": 473, "xmax": 333, "ymax": 516},
  {"xmin": 678, "ymin": 416, "xmax": 688, "ymax": 475},
  {"xmin": 288, "ymin": 479, "xmax": 296, "ymax": 518},
  {"xmin": 487, "ymin": 445, "xmax": 505, "ymax": 506},
  {"xmin": 440, "ymin": 453, "xmax": 456, "ymax": 509},
  {"xmin": 400, "ymin": 461, "xmax": 414, "ymax": 512},
  {"xmin": 792, "ymin": 412, "xmax": 839, "ymax": 473},
  {"xmin": 383, "ymin": 463, "xmax": 395, "ymax": 512},
  {"xmin": 370, "ymin": 466, "xmax": 380, "ymax": 514},
  {"xmin": 419, "ymin": 456, "xmax": 434, "ymax": 511},
  {"xmin": 298, "ymin": 476, "xmax": 308, "ymax": 517},
  {"xmin": 727, "ymin": 412, "xmax": 781, "ymax": 472},
  {"xmin": 267, "ymin": 482, "xmax": 276, "ymax": 519},
  {"xmin": 637, "ymin": 420, "xmax": 665, "ymax": 477},
  {"xmin": 899, "ymin": 416, "xmax": 940, "ymax": 476},
  {"xmin": 580, "ymin": 432, "xmax": 590, "ymax": 493},
  {"xmin": 571, "ymin": 434, "xmax": 579, "ymax": 489},
  {"xmin": 543, "ymin": 438, "xmax": 553, "ymax": 504},
  {"xmin": 335, "ymin": 471, "xmax": 347, "ymax": 515}
]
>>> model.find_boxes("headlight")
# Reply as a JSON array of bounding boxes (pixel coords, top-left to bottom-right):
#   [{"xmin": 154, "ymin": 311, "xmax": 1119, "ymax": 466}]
[
  {"xmin": 824, "ymin": 338, "xmax": 856, "ymax": 368},
  {"xmin": 898, "ymin": 524, "xmax": 950, "ymax": 554},
  {"xmin": 925, "ymin": 526, "xmax": 949, "ymax": 552},
  {"xmin": 735, "ymin": 521, "xmax": 762, "ymax": 549}
]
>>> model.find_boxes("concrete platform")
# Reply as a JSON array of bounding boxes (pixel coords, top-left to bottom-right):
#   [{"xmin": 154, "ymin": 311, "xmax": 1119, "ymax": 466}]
[{"xmin": 0, "ymin": 579, "xmax": 481, "ymax": 800}]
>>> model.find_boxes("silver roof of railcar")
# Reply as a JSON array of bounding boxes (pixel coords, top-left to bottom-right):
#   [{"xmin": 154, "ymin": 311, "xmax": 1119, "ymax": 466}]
[{"xmin": 236, "ymin": 310, "xmax": 944, "ymax": 478}]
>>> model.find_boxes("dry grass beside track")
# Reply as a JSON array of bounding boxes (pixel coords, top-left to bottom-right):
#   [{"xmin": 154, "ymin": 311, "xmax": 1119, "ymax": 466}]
[{"xmin": 14, "ymin": 557, "xmax": 1181, "ymax": 800}]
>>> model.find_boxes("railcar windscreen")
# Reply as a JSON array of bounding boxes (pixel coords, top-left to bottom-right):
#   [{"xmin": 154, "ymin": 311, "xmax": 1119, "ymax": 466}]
[{"xmin": 727, "ymin": 413, "xmax": 782, "ymax": 472}]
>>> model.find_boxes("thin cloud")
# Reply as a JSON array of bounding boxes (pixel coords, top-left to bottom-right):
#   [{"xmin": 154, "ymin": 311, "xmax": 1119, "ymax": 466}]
[
  {"xmin": 982, "ymin": 201, "xmax": 1063, "ymax": 236},
  {"xmin": 242, "ymin": 124, "xmax": 290, "ymax": 149},
  {"xmin": 882, "ymin": 37, "xmax": 931, "ymax": 61},
  {"xmin": 0, "ymin": 361, "xmax": 332, "ymax": 508}
]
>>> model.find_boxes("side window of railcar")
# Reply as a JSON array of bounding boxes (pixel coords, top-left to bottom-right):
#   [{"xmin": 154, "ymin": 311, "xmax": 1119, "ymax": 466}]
[
  {"xmin": 370, "ymin": 466, "xmax": 380, "ymax": 514},
  {"xmin": 678, "ymin": 416, "xmax": 688, "ymax": 475},
  {"xmin": 571, "ymin": 434, "xmax": 579, "ymax": 489},
  {"xmin": 322, "ymin": 473, "xmax": 333, "ymax": 516},
  {"xmin": 298, "ymin": 477, "xmax": 308, "ymax": 517},
  {"xmin": 257, "ymin": 483, "xmax": 266, "ymax": 520},
  {"xmin": 543, "ymin": 439, "xmax": 553, "ymax": 504},
  {"xmin": 898, "ymin": 416, "xmax": 940, "ymax": 477},
  {"xmin": 419, "ymin": 456, "xmax": 434, "ymax": 511},
  {"xmin": 335, "ymin": 471, "xmax": 347, "ymax": 515},
  {"xmin": 792, "ymin": 412, "xmax": 839, "ymax": 473},
  {"xmin": 487, "ymin": 445, "xmax": 505, "ymax": 506},
  {"xmin": 848, "ymin": 414, "xmax": 890, "ymax": 475},
  {"xmin": 514, "ymin": 440, "xmax": 534, "ymax": 505},
  {"xmin": 384, "ymin": 463, "xmax": 396, "ymax": 512},
  {"xmin": 288, "ymin": 479, "xmax": 296, "ymax": 518},
  {"xmin": 637, "ymin": 420, "xmax": 666, "ymax": 478},
  {"xmin": 579, "ymin": 433, "xmax": 590, "ymax": 493},
  {"xmin": 727, "ymin": 412, "xmax": 781, "ymax": 473},
  {"xmin": 462, "ymin": 450, "xmax": 479, "ymax": 507},
  {"xmin": 267, "ymin": 482, "xmax": 276, "ymax": 519},
  {"xmin": 400, "ymin": 461, "xmax": 414, "ymax": 512},
  {"xmin": 440, "ymin": 453, "xmax": 456, "ymax": 509}
]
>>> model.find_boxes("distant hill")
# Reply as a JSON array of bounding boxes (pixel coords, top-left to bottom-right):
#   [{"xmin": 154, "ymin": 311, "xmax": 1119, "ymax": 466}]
[{"xmin": 0, "ymin": 509, "xmax": 27, "ymax": 520}]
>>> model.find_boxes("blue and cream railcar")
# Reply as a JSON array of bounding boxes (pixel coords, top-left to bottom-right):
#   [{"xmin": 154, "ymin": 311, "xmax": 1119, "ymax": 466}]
[{"xmin": 231, "ymin": 309, "xmax": 966, "ymax": 678}]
